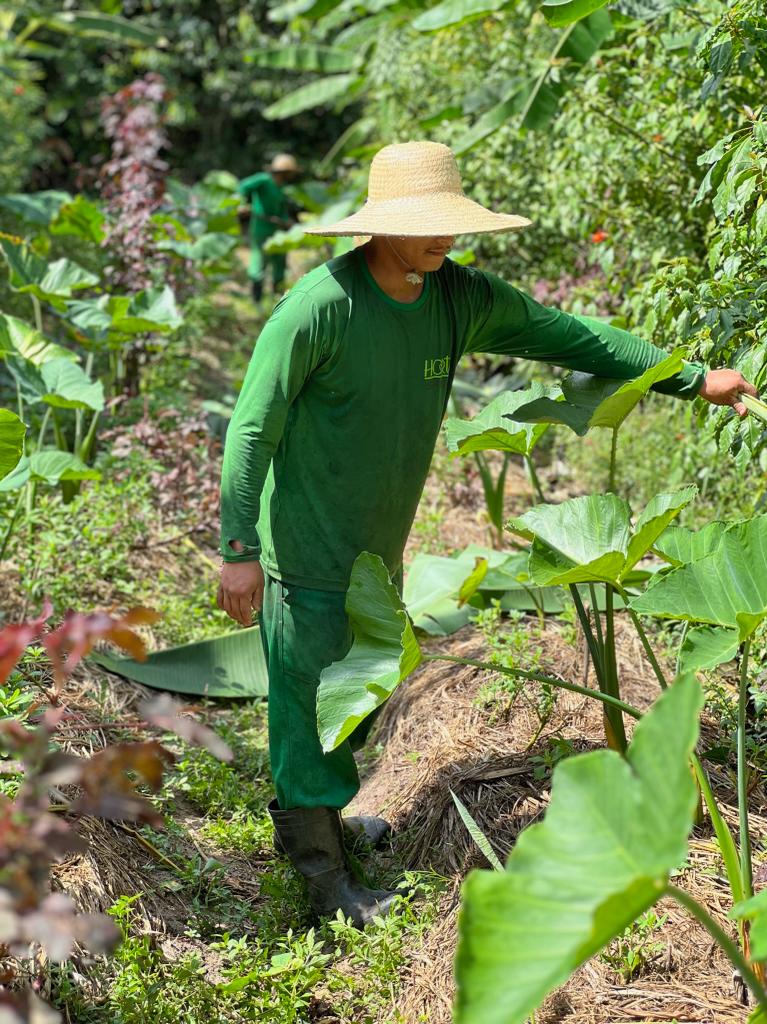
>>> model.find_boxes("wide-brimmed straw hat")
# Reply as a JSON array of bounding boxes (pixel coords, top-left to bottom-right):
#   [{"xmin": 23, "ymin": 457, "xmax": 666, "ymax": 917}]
[
  {"xmin": 305, "ymin": 141, "xmax": 530, "ymax": 238},
  {"xmin": 268, "ymin": 153, "xmax": 299, "ymax": 173}
]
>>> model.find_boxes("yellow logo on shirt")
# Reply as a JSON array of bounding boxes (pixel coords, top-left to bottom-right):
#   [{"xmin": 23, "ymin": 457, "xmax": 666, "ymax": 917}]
[{"xmin": 424, "ymin": 356, "xmax": 451, "ymax": 381}]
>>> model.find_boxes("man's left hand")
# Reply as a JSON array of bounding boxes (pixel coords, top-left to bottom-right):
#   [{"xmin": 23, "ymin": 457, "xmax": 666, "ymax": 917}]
[{"xmin": 699, "ymin": 369, "xmax": 758, "ymax": 419}]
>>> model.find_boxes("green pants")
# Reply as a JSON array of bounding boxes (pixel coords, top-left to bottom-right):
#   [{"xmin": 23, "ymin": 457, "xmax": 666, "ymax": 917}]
[
  {"xmin": 260, "ymin": 574, "xmax": 378, "ymax": 810},
  {"xmin": 249, "ymin": 239, "xmax": 286, "ymax": 289}
]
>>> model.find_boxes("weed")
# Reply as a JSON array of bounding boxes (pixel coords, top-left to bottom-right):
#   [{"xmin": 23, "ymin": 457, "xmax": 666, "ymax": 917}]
[{"xmin": 599, "ymin": 909, "xmax": 668, "ymax": 983}]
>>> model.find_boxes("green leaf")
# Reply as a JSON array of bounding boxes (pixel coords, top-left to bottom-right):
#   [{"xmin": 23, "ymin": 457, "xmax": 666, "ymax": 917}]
[
  {"xmin": 631, "ymin": 516, "xmax": 767, "ymax": 640},
  {"xmin": 454, "ymin": 87, "xmax": 527, "ymax": 154},
  {"xmin": 451, "ymin": 790, "xmax": 504, "ymax": 871},
  {"xmin": 317, "ymin": 553, "xmax": 422, "ymax": 751},
  {"xmin": 0, "ymin": 190, "xmax": 71, "ymax": 225},
  {"xmin": 678, "ymin": 625, "xmax": 740, "ymax": 673},
  {"xmin": 0, "ymin": 314, "xmax": 76, "ymax": 366},
  {"xmin": 157, "ymin": 233, "xmax": 237, "ymax": 262},
  {"xmin": 652, "ymin": 520, "xmax": 732, "ymax": 566},
  {"xmin": 42, "ymin": 11, "xmax": 160, "ymax": 45},
  {"xmin": 67, "ymin": 287, "xmax": 182, "ymax": 341},
  {"xmin": 455, "ymin": 675, "xmax": 703, "ymax": 1024},
  {"xmin": 508, "ymin": 488, "xmax": 695, "ymax": 586},
  {"xmin": 541, "ymin": 0, "xmax": 609, "ymax": 28},
  {"xmin": 512, "ymin": 352, "xmax": 684, "ymax": 436},
  {"xmin": 0, "ymin": 408, "xmax": 26, "ymax": 479},
  {"xmin": 50, "ymin": 195, "xmax": 106, "ymax": 244},
  {"xmin": 413, "ymin": 0, "xmax": 508, "ymax": 33},
  {"xmin": 0, "ymin": 451, "xmax": 101, "ymax": 492},
  {"xmin": 445, "ymin": 383, "xmax": 554, "ymax": 456},
  {"xmin": 612, "ymin": 0, "xmax": 677, "ymax": 17},
  {"xmin": 40, "ymin": 358, "xmax": 104, "ymax": 412},
  {"xmin": 263, "ymin": 74, "xmax": 360, "ymax": 120},
  {"xmin": 402, "ymin": 552, "xmax": 483, "ymax": 636},
  {"xmin": 245, "ymin": 44, "xmax": 356, "ymax": 73},
  {"xmin": 0, "ymin": 237, "xmax": 98, "ymax": 309},
  {"xmin": 731, "ymin": 889, "xmax": 767, "ymax": 962}
]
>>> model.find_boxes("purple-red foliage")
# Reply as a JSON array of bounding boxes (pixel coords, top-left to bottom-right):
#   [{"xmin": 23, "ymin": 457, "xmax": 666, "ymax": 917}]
[
  {"xmin": 0, "ymin": 606, "xmax": 232, "ymax": 1020},
  {"xmin": 99, "ymin": 73, "xmax": 170, "ymax": 292}
]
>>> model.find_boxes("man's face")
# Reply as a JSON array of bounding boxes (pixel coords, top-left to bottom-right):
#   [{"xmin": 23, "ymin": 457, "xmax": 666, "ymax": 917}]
[{"xmin": 393, "ymin": 235, "xmax": 455, "ymax": 272}]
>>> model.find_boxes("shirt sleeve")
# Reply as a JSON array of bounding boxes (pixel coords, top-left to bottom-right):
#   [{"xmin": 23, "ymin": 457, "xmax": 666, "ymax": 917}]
[
  {"xmin": 219, "ymin": 291, "xmax": 327, "ymax": 563},
  {"xmin": 463, "ymin": 271, "xmax": 706, "ymax": 399},
  {"xmin": 238, "ymin": 173, "xmax": 266, "ymax": 209}
]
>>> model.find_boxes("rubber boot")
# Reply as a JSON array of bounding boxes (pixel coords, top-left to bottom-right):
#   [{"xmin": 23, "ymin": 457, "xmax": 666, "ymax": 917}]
[
  {"xmin": 272, "ymin": 802, "xmax": 390, "ymax": 855},
  {"xmin": 268, "ymin": 802, "xmax": 399, "ymax": 928},
  {"xmin": 251, "ymin": 279, "xmax": 263, "ymax": 302}
]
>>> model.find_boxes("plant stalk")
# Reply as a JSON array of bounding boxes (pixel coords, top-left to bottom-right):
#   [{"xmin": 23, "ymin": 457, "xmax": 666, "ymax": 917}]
[
  {"xmin": 602, "ymin": 583, "xmax": 627, "ymax": 752},
  {"xmin": 608, "ymin": 427, "xmax": 618, "ymax": 493},
  {"xmin": 667, "ymin": 883, "xmax": 767, "ymax": 1013},
  {"xmin": 738, "ymin": 638, "xmax": 753, "ymax": 900},
  {"xmin": 691, "ymin": 754, "xmax": 744, "ymax": 906},
  {"xmin": 524, "ymin": 453, "xmax": 545, "ymax": 504},
  {"xmin": 423, "ymin": 653, "xmax": 642, "ymax": 720},
  {"xmin": 570, "ymin": 584, "xmax": 604, "ymax": 681},
  {"xmin": 31, "ymin": 295, "xmax": 43, "ymax": 334},
  {"xmin": 0, "ymin": 490, "xmax": 25, "ymax": 562}
]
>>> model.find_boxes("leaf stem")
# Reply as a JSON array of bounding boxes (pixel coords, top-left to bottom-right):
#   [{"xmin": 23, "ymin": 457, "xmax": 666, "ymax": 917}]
[
  {"xmin": 691, "ymin": 753, "xmax": 745, "ymax": 906},
  {"xmin": 603, "ymin": 583, "xmax": 627, "ymax": 752},
  {"xmin": 667, "ymin": 883, "xmax": 767, "ymax": 1013},
  {"xmin": 608, "ymin": 427, "xmax": 618, "ymax": 493},
  {"xmin": 422, "ymin": 652, "xmax": 641, "ymax": 719},
  {"xmin": 524, "ymin": 453, "xmax": 545, "ymax": 504},
  {"xmin": 739, "ymin": 638, "xmax": 753, "ymax": 899},
  {"xmin": 570, "ymin": 584, "xmax": 604, "ymax": 681}
]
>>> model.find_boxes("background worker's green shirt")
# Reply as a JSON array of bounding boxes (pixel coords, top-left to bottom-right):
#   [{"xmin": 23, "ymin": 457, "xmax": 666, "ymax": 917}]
[
  {"xmin": 220, "ymin": 249, "xmax": 705, "ymax": 589},
  {"xmin": 238, "ymin": 172, "xmax": 289, "ymax": 243}
]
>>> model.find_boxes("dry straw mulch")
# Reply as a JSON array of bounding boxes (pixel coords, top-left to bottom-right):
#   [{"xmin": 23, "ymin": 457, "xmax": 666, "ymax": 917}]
[{"xmin": 350, "ymin": 621, "xmax": 759, "ymax": 1024}]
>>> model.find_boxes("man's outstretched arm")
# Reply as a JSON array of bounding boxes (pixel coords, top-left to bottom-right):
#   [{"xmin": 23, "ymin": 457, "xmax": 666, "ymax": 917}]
[{"xmin": 464, "ymin": 271, "xmax": 755, "ymax": 413}]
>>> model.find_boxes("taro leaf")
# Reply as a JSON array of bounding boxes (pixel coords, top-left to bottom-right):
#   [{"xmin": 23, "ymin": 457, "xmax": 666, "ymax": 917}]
[
  {"xmin": 511, "ymin": 352, "xmax": 684, "ymax": 436},
  {"xmin": 508, "ymin": 488, "xmax": 695, "ymax": 586},
  {"xmin": 731, "ymin": 889, "xmax": 767, "ymax": 961},
  {"xmin": 0, "ymin": 452, "xmax": 100, "ymax": 492},
  {"xmin": 653, "ymin": 520, "xmax": 733, "ymax": 565},
  {"xmin": 157, "ymin": 232, "xmax": 237, "ymax": 262},
  {"xmin": 0, "ymin": 313, "xmax": 76, "ymax": 365},
  {"xmin": 541, "ymin": 0, "xmax": 609, "ymax": 28},
  {"xmin": 678, "ymin": 625, "xmax": 740, "ymax": 674},
  {"xmin": 317, "ymin": 553, "xmax": 422, "ymax": 752},
  {"xmin": 0, "ymin": 409, "xmax": 25, "ymax": 479},
  {"xmin": 454, "ymin": 674, "xmax": 703, "ymax": 1024},
  {"xmin": 631, "ymin": 516, "xmax": 767, "ymax": 641},
  {"xmin": 40, "ymin": 358, "xmax": 104, "ymax": 412},
  {"xmin": 444, "ymin": 383, "xmax": 554, "ymax": 456},
  {"xmin": 404, "ymin": 551, "xmax": 488, "ymax": 635},
  {"xmin": 67, "ymin": 287, "xmax": 182, "ymax": 340},
  {"xmin": 0, "ymin": 190, "xmax": 71, "ymax": 225},
  {"xmin": 0, "ymin": 237, "xmax": 98, "ymax": 309},
  {"xmin": 50, "ymin": 195, "xmax": 106, "ymax": 244}
]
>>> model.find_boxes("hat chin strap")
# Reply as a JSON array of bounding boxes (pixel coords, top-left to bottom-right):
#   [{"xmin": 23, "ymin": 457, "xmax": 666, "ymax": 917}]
[{"xmin": 386, "ymin": 237, "xmax": 424, "ymax": 286}]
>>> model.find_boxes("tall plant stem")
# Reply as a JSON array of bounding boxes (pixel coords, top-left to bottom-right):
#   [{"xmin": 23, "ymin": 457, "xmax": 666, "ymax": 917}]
[
  {"xmin": 602, "ymin": 584, "xmax": 627, "ymax": 752},
  {"xmin": 570, "ymin": 584, "xmax": 604, "ymax": 679},
  {"xmin": 31, "ymin": 295, "xmax": 43, "ymax": 334},
  {"xmin": 588, "ymin": 583, "xmax": 604, "ymax": 649},
  {"xmin": 691, "ymin": 754, "xmax": 745, "ymax": 906},
  {"xmin": 0, "ymin": 490, "xmax": 25, "ymax": 562},
  {"xmin": 617, "ymin": 591, "xmax": 669, "ymax": 691},
  {"xmin": 422, "ymin": 653, "xmax": 641, "ymax": 720},
  {"xmin": 36, "ymin": 407, "xmax": 52, "ymax": 450},
  {"xmin": 524, "ymin": 453, "xmax": 545, "ymax": 504},
  {"xmin": 739, "ymin": 639, "xmax": 753, "ymax": 900},
  {"xmin": 608, "ymin": 428, "xmax": 618, "ymax": 493},
  {"xmin": 667, "ymin": 884, "xmax": 767, "ymax": 1013}
]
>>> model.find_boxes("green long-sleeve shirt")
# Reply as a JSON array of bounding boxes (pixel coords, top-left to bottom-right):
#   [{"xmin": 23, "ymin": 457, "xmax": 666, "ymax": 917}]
[
  {"xmin": 238, "ymin": 172, "xmax": 290, "ymax": 243},
  {"xmin": 220, "ymin": 248, "xmax": 705, "ymax": 589}
]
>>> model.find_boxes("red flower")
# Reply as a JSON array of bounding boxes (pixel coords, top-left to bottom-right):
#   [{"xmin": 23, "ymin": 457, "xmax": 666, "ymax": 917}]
[{"xmin": 590, "ymin": 229, "xmax": 609, "ymax": 244}]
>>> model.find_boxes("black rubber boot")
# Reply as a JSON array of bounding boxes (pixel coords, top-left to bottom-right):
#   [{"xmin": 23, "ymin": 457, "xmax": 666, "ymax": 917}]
[
  {"xmin": 342, "ymin": 814, "xmax": 391, "ymax": 846},
  {"xmin": 268, "ymin": 801, "xmax": 399, "ymax": 928},
  {"xmin": 251, "ymin": 279, "xmax": 263, "ymax": 302}
]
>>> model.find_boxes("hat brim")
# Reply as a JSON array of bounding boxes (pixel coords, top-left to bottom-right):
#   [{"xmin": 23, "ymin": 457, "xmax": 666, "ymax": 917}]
[{"xmin": 304, "ymin": 191, "xmax": 531, "ymax": 237}]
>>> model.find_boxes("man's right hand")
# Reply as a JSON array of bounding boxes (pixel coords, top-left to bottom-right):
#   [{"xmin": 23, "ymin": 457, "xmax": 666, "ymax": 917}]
[{"xmin": 217, "ymin": 560, "xmax": 265, "ymax": 627}]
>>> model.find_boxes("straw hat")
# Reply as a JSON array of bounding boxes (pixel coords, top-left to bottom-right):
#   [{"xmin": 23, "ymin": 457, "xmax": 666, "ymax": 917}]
[
  {"xmin": 268, "ymin": 153, "xmax": 299, "ymax": 173},
  {"xmin": 305, "ymin": 141, "xmax": 530, "ymax": 238}
]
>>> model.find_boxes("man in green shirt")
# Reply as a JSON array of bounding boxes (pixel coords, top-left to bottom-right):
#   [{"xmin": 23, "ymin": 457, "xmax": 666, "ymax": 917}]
[
  {"xmin": 238, "ymin": 153, "xmax": 298, "ymax": 302},
  {"xmin": 218, "ymin": 141, "xmax": 755, "ymax": 927}
]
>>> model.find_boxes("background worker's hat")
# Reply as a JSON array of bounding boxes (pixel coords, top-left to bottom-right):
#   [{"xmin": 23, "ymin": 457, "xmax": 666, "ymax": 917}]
[
  {"xmin": 268, "ymin": 153, "xmax": 299, "ymax": 173},
  {"xmin": 305, "ymin": 141, "xmax": 530, "ymax": 238}
]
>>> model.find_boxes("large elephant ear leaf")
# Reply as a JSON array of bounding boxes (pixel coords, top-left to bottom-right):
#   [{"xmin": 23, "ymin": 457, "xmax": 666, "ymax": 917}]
[
  {"xmin": 678, "ymin": 625, "xmax": 740, "ymax": 674},
  {"xmin": 511, "ymin": 352, "xmax": 683, "ymax": 436},
  {"xmin": 0, "ymin": 237, "xmax": 98, "ymax": 308},
  {"xmin": 0, "ymin": 409, "xmax": 26, "ymax": 479},
  {"xmin": 632, "ymin": 515, "xmax": 767, "ymax": 640},
  {"xmin": 317, "ymin": 553, "xmax": 422, "ymax": 752},
  {"xmin": 653, "ymin": 519, "xmax": 733, "ymax": 566},
  {"xmin": 0, "ymin": 313, "xmax": 76, "ymax": 366},
  {"xmin": 40, "ymin": 358, "xmax": 105, "ymax": 412},
  {"xmin": 508, "ymin": 493, "xmax": 631, "ymax": 585},
  {"xmin": 454, "ymin": 675, "xmax": 703, "ymax": 1024},
  {"xmin": 624, "ymin": 486, "xmax": 697, "ymax": 573},
  {"xmin": 444, "ymin": 383, "xmax": 554, "ymax": 456}
]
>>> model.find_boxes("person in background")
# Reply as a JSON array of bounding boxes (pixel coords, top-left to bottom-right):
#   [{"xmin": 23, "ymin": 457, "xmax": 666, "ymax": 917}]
[
  {"xmin": 218, "ymin": 141, "xmax": 757, "ymax": 929},
  {"xmin": 238, "ymin": 153, "xmax": 299, "ymax": 302}
]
